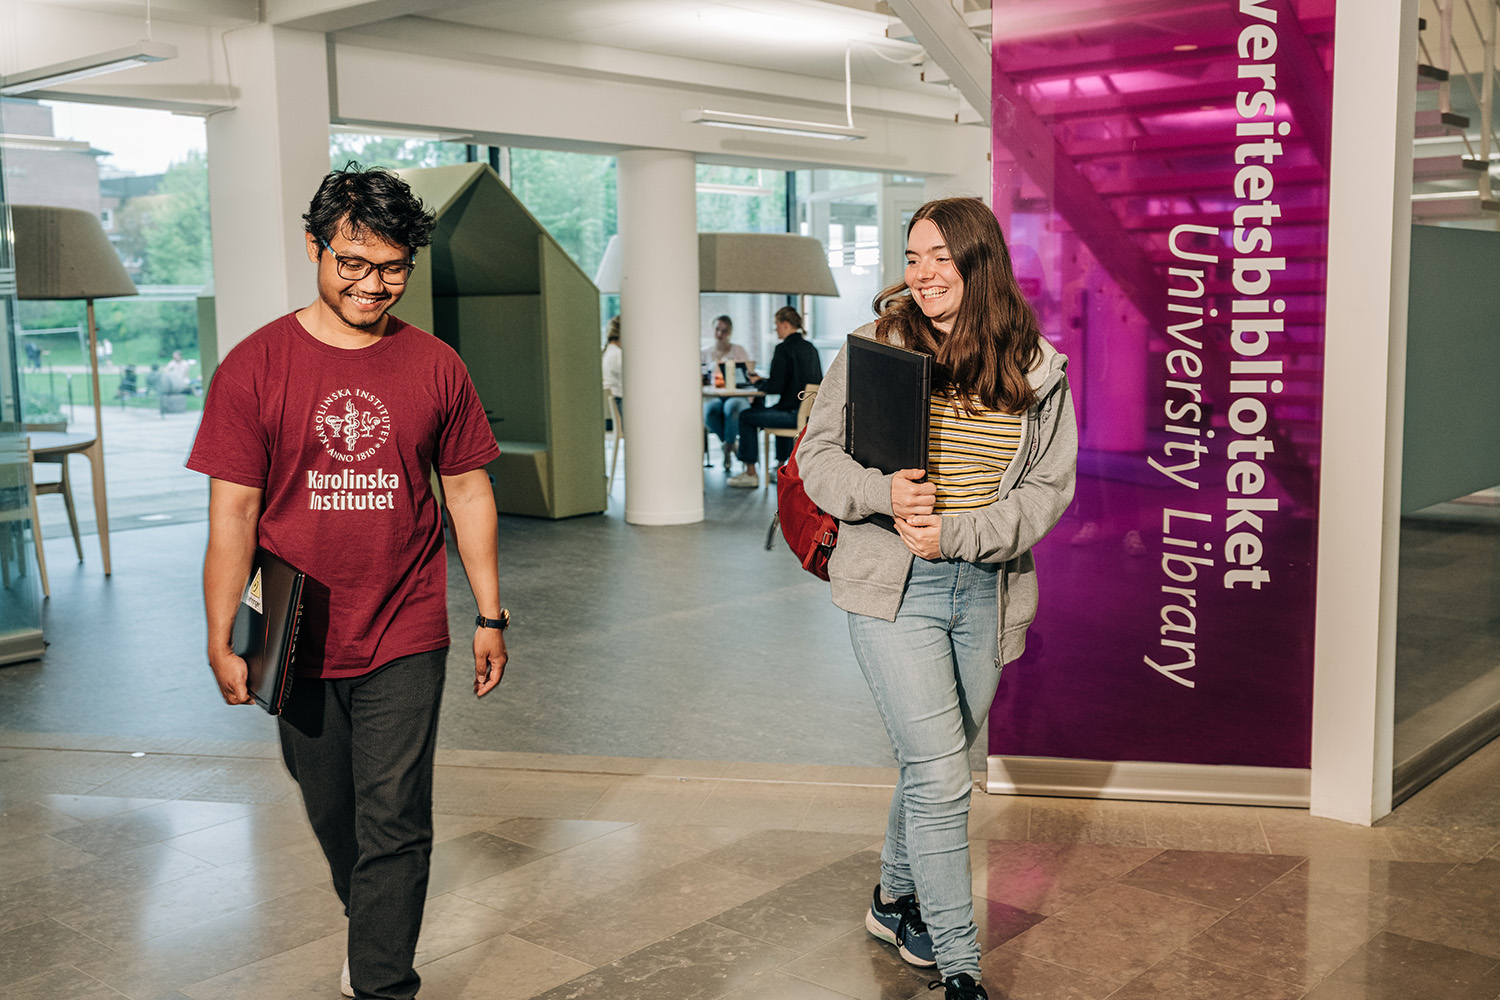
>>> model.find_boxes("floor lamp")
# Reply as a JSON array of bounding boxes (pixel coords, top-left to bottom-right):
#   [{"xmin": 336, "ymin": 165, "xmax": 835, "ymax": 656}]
[{"xmin": 11, "ymin": 203, "xmax": 137, "ymax": 577}]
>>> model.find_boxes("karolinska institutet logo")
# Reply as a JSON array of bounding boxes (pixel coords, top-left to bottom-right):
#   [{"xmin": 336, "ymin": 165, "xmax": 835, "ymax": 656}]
[
  {"xmin": 315, "ymin": 388, "xmax": 390, "ymax": 462},
  {"xmin": 307, "ymin": 388, "xmax": 401, "ymax": 512}
]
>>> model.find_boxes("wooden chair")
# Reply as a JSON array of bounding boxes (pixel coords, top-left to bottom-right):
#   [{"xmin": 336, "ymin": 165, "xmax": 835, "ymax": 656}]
[
  {"xmin": 604, "ymin": 390, "xmax": 624, "ymax": 487},
  {"xmin": 759, "ymin": 383, "xmax": 820, "ymax": 488},
  {"xmin": 25, "ymin": 421, "xmax": 84, "ymax": 567},
  {"xmin": 0, "ymin": 432, "xmax": 48, "ymax": 598}
]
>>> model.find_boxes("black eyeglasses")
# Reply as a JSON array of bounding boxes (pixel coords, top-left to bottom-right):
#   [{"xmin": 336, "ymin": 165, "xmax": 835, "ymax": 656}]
[{"xmin": 320, "ymin": 239, "xmax": 413, "ymax": 285}]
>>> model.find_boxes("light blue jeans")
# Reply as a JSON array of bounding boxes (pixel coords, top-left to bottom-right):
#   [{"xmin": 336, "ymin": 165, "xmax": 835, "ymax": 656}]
[
  {"xmin": 847, "ymin": 556, "xmax": 1001, "ymax": 980},
  {"xmin": 704, "ymin": 395, "xmax": 750, "ymax": 450}
]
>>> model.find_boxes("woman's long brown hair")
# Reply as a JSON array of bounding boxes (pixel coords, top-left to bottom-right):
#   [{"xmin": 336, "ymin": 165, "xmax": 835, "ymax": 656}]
[{"xmin": 871, "ymin": 198, "xmax": 1042, "ymax": 414}]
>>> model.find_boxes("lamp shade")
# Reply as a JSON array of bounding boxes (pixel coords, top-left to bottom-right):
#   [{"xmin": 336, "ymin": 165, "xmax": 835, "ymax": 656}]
[
  {"xmin": 593, "ymin": 232, "xmax": 840, "ymax": 297},
  {"xmin": 10, "ymin": 203, "xmax": 137, "ymax": 300},
  {"xmin": 698, "ymin": 232, "xmax": 839, "ymax": 296}
]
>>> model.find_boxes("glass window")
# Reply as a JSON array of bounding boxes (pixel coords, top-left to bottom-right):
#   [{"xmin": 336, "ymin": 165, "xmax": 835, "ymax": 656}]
[{"xmin": 8, "ymin": 98, "xmax": 212, "ymax": 541}]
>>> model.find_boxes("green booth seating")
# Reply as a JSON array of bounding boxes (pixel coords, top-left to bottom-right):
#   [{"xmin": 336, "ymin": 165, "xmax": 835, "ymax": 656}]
[{"xmin": 396, "ymin": 163, "xmax": 606, "ymax": 519}]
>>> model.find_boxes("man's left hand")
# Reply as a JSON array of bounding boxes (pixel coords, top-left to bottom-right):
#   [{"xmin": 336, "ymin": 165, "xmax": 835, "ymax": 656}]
[
  {"xmin": 473, "ymin": 627, "xmax": 507, "ymax": 697},
  {"xmin": 895, "ymin": 514, "xmax": 943, "ymax": 560}
]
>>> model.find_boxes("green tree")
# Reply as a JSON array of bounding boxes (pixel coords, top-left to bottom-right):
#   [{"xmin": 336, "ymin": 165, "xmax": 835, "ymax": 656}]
[
  {"xmin": 141, "ymin": 150, "xmax": 211, "ymax": 286},
  {"xmin": 509, "ymin": 149, "xmax": 617, "ymax": 278}
]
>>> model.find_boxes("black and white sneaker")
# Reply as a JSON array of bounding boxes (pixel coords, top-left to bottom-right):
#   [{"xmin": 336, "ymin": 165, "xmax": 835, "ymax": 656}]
[
  {"xmin": 928, "ymin": 972, "xmax": 989, "ymax": 999},
  {"xmin": 865, "ymin": 884, "xmax": 936, "ymax": 966}
]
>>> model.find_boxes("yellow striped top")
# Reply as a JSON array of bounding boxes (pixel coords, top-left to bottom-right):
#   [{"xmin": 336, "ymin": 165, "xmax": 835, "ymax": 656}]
[{"xmin": 928, "ymin": 391, "xmax": 1023, "ymax": 514}]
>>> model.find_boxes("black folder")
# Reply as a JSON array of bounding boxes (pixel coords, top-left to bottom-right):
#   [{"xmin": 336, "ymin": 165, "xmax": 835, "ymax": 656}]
[
  {"xmin": 845, "ymin": 335, "xmax": 932, "ymax": 475},
  {"xmin": 231, "ymin": 547, "xmax": 306, "ymax": 715}
]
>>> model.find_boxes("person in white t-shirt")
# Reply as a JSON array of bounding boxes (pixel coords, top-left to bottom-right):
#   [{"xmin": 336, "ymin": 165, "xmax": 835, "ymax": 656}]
[
  {"xmin": 701, "ymin": 315, "xmax": 754, "ymax": 471},
  {"xmin": 601, "ymin": 316, "xmax": 622, "ymax": 431}
]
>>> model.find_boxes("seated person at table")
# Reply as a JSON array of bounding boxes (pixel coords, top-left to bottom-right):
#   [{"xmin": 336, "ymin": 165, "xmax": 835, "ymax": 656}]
[
  {"xmin": 728, "ymin": 306, "xmax": 823, "ymax": 487},
  {"xmin": 701, "ymin": 314, "xmax": 755, "ymax": 471}
]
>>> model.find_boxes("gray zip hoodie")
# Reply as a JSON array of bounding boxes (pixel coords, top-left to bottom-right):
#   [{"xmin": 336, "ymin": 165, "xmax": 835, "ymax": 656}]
[{"xmin": 798, "ymin": 323, "xmax": 1078, "ymax": 666}]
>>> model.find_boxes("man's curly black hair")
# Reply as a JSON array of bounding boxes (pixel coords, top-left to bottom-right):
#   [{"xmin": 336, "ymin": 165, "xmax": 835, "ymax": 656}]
[{"xmin": 302, "ymin": 161, "xmax": 436, "ymax": 257}]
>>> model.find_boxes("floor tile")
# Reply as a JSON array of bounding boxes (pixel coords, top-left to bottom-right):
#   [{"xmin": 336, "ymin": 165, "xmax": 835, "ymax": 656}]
[
  {"xmin": 1295, "ymin": 855, "xmax": 1454, "ymax": 903},
  {"xmin": 412, "ymin": 934, "xmax": 594, "ymax": 999},
  {"xmin": 978, "ymin": 947, "xmax": 1118, "ymax": 1000},
  {"xmin": 425, "ymin": 830, "xmax": 547, "ymax": 896},
  {"xmin": 718, "ymin": 969, "xmax": 863, "ymax": 1000},
  {"xmin": 779, "ymin": 926, "xmax": 934, "ymax": 1000},
  {"xmin": 54, "ymin": 850, "xmax": 328, "ymax": 949},
  {"xmin": 1255, "ymin": 808, "xmax": 1396, "ymax": 860},
  {"xmin": 0, "ymin": 750, "xmax": 145, "ymax": 797},
  {"xmin": 482, "ymin": 817, "xmax": 632, "ymax": 853},
  {"xmin": 970, "ymin": 840, "xmax": 1159, "ymax": 916},
  {"xmin": 695, "ymin": 828, "xmax": 875, "ymax": 885},
  {"xmin": 1025, "ymin": 798, "xmax": 1153, "ymax": 847},
  {"xmin": 476, "ymin": 771, "xmax": 618, "ymax": 820},
  {"xmin": 512, "ymin": 859, "xmax": 775, "ymax": 966},
  {"xmin": 1181, "ymin": 870, "xmax": 1398, "ymax": 987},
  {"xmin": 3, "ymin": 965, "xmax": 130, "ymax": 1000},
  {"xmin": 1117, "ymin": 848, "xmax": 1304, "ymax": 909},
  {"xmin": 798, "ymin": 783, "xmax": 898, "ymax": 836},
  {"xmin": 1383, "ymin": 857, "xmax": 1500, "ymax": 958},
  {"xmin": 0, "ymin": 842, "xmax": 215, "ymax": 929},
  {"xmin": 972, "ymin": 893, "xmax": 1047, "ymax": 954},
  {"xmin": 0, "ymin": 832, "xmax": 100, "ymax": 887},
  {"xmin": 1303, "ymin": 930, "xmax": 1500, "ymax": 1000},
  {"xmin": 1005, "ymin": 882, "xmax": 1225, "ymax": 983},
  {"xmin": 176, "ymin": 928, "xmax": 346, "ymax": 1000},
  {"xmin": 38, "ymin": 794, "xmax": 166, "ymax": 823},
  {"xmin": 690, "ymin": 780, "xmax": 819, "ymax": 828},
  {"xmin": 583, "ymin": 774, "xmax": 718, "ymax": 824},
  {"xmin": 160, "ymin": 802, "xmax": 319, "ymax": 865},
  {"xmin": 178, "ymin": 757, "xmax": 299, "ymax": 805},
  {"xmin": 49, "ymin": 799, "xmax": 259, "ymax": 857},
  {"xmin": 0, "ymin": 799, "xmax": 80, "ymax": 846},
  {"xmin": 414, "ymin": 892, "xmax": 525, "ymax": 966},
  {"xmin": 527, "ymin": 920, "xmax": 794, "ymax": 1000},
  {"xmin": 1104, "ymin": 952, "xmax": 1307, "ymax": 1000},
  {"xmin": 92, "ymin": 755, "xmax": 233, "ymax": 801},
  {"xmin": 709, "ymin": 850, "xmax": 880, "ymax": 954},
  {"xmin": 452, "ymin": 824, "xmax": 705, "ymax": 923},
  {"xmin": 1140, "ymin": 803, "xmax": 1273, "ymax": 853},
  {"xmin": 74, "ymin": 887, "xmax": 346, "ymax": 998},
  {"xmin": 0, "ymin": 917, "xmax": 116, "ymax": 989}
]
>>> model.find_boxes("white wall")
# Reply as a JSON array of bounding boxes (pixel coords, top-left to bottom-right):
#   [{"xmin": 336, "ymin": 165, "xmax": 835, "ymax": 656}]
[{"xmin": 1310, "ymin": 0, "xmax": 1417, "ymax": 824}]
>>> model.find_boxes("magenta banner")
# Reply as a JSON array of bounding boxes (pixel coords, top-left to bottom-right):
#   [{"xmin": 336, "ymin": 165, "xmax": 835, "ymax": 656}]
[{"xmin": 989, "ymin": 0, "xmax": 1334, "ymax": 768}]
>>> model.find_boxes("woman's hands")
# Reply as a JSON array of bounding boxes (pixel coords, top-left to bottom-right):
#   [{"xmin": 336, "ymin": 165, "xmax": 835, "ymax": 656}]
[
  {"xmin": 891, "ymin": 469, "xmax": 942, "ymax": 558},
  {"xmin": 891, "ymin": 469, "xmax": 935, "ymax": 518},
  {"xmin": 895, "ymin": 514, "xmax": 942, "ymax": 559}
]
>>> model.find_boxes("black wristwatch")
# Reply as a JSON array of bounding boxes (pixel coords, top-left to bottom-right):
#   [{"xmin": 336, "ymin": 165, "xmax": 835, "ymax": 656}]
[{"xmin": 476, "ymin": 610, "xmax": 510, "ymax": 631}]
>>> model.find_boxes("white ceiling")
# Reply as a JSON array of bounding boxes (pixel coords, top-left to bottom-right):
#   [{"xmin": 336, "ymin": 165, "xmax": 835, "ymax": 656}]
[{"xmin": 422, "ymin": 0, "xmax": 925, "ymax": 86}]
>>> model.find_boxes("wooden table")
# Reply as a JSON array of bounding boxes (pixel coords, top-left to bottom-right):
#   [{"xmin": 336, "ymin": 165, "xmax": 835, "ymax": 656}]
[{"xmin": 28, "ymin": 430, "xmax": 111, "ymax": 576}]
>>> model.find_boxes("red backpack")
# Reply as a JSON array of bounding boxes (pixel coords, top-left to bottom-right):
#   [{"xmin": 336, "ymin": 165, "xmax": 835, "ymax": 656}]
[{"xmin": 774, "ymin": 426, "xmax": 838, "ymax": 580}]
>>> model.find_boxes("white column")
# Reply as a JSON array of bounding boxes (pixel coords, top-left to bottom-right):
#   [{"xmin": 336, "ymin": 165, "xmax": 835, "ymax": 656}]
[
  {"xmin": 205, "ymin": 26, "xmax": 331, "ymax": 356},
  {"xmin": 618, "ymin": 149, "xmax": 703, "ymax": 526},
  {"xmin": 1310, "ymin": 0, "xmax": 1417, "ymax": 823}
]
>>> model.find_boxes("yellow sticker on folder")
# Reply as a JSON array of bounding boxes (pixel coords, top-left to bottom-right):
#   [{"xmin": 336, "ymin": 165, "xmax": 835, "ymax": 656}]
[{"xmin": 246, "ymin": 568, "xmax": 264, "ymax": 615}]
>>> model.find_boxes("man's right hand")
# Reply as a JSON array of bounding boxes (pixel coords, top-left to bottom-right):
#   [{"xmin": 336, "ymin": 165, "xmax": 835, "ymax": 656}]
[
  {"xmin": 209, "ymin": 651, "xmax": 254, "ymax": 705},
  {"xmin": 891, "ymin": 468, "xmax": 936, "ymax": 518}
]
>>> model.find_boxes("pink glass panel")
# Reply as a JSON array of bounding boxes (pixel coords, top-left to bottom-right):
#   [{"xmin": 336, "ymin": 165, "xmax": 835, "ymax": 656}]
[{"xmin": 989, "ymin": 0, "xmax": 1335, "ymax": 767}]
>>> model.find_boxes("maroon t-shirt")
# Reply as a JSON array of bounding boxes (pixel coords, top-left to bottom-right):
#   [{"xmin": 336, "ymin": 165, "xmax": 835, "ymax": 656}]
[{"xmin": 188, "ymin": 312, "xmax": 500, "ymax": 679}]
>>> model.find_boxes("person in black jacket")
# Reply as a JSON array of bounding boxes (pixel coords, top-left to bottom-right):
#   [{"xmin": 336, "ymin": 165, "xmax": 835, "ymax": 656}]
[{"xmin": 728, "ymin": 305, "xmax": 823, "ymax": 487}]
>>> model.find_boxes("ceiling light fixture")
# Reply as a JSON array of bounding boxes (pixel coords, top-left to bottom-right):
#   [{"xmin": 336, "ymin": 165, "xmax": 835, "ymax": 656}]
[
  {"xmin": 686, "ymin": 45, "xmax": 867, "ymax": 142},
  {"xmin": 0, "ymin": 40, "xmax": 177, "ymax": 97}
]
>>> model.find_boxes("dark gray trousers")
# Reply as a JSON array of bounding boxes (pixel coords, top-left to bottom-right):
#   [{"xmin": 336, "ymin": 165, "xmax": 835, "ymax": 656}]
[{"xmin": 278, "ymin": 647, "xmax": 447, "ymax": 1000}]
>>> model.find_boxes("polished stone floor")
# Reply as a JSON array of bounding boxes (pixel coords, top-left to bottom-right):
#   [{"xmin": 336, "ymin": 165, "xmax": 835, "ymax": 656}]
[
  {"xmin": 7, "ymin": 441, "xmax": 1500, "ymax": 998},
  {"xmin": 7, "ymin": 734, "xmax": 1500, "ymax": 1000}
]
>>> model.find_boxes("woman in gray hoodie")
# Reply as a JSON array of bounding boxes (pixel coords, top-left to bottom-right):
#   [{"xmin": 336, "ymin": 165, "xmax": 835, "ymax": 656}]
[{"xmin": 798, "ymin": 198, "xmax": 1077, "ymax": 1000}]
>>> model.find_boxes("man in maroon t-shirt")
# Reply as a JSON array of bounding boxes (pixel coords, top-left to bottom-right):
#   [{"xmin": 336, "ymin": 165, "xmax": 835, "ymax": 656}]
[{"xmin": 189, "ymin": 166, "xmax": 506, "ymax": 1000}]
